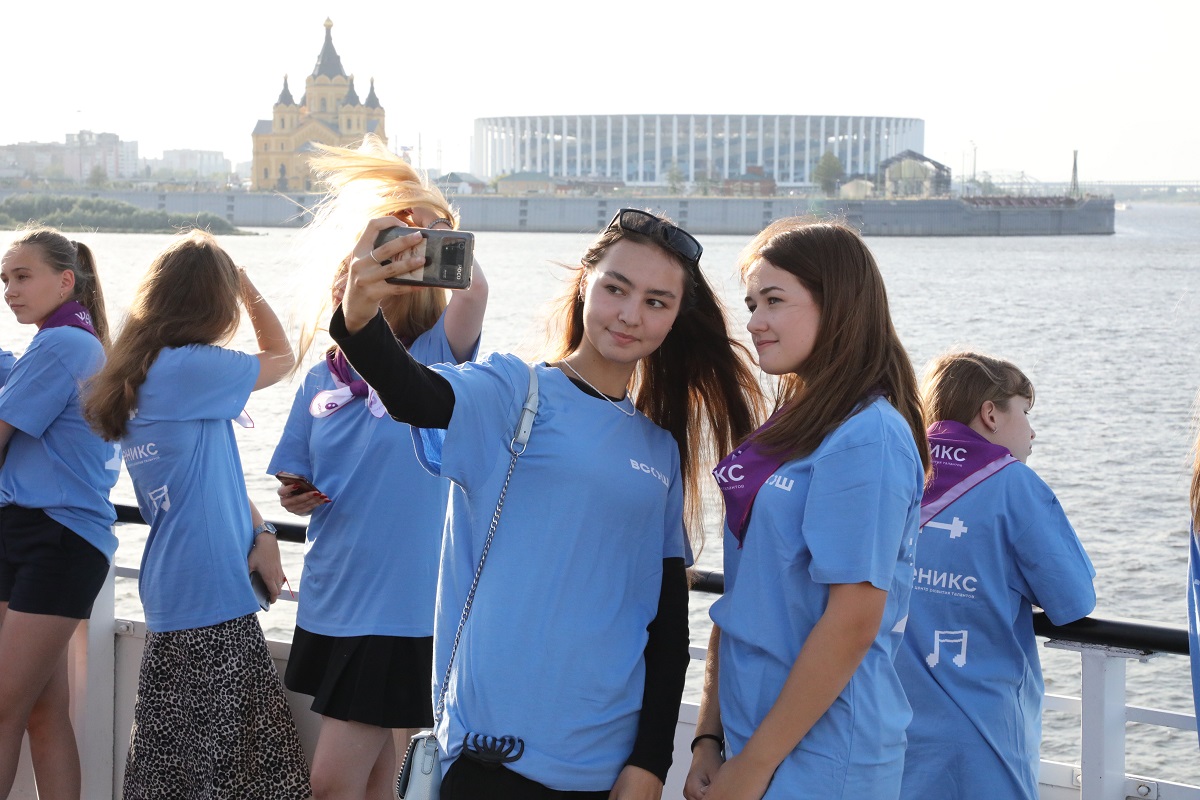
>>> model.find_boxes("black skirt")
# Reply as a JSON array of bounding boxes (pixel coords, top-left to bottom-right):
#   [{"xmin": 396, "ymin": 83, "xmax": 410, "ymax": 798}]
[{"xmin": 285, "ymin": 625, "xmax": 434, "ymax": 729}]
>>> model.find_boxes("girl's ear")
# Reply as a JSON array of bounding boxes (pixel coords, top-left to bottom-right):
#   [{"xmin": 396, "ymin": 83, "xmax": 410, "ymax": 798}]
[
  {"xmin": 60, "ymin": 269, "xmax": 76, "ymax": 296},
  {"xmin": 976, "ymin": 400, "xmax": 998, "ymax": 434}
]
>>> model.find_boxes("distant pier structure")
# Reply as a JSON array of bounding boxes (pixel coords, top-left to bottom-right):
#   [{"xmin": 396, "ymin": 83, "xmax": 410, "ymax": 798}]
[{"xmin": 471, "ymin": 114, "xmax": 924, "ymax": 189}]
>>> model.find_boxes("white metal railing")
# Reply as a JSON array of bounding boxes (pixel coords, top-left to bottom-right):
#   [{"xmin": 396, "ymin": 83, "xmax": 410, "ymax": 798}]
[{"xmin": 11, "ymin": 521, "xmax": 1199, "ymax": 800}]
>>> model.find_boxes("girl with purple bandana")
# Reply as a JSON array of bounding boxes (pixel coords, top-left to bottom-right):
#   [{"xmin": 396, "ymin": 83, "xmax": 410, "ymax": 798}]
[
  {"xmin": 896, "ymin": 352, "xmax": 1095, "ymax": 800},
  {"xmin": 686, "ymin": 219, "xmax": 929, "ymax": 800},
  {"xmin": 0, "ymin": 227, "xmax": 117, "ymax": 800},
  {"xmin": 269, "ymin": 137, "xmax": 488, "ymax": 800}
]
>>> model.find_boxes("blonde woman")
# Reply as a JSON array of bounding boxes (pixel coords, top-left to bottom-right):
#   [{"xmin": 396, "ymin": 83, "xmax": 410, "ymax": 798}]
[{"xmin": 269, "ymin": 137, "xmax": 487, "ymax": 800}]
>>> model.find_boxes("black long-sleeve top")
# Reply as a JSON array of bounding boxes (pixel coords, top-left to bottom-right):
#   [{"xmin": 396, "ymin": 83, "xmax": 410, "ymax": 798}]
[{"xmin": 330, "ymin": 306, "xmax": 690, "ymax": 782}]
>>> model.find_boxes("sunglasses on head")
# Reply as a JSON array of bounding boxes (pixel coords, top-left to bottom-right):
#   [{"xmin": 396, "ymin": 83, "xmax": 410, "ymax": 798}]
[{"xmin": 607, "ymin": 208, "xmax": 703, "ymax": 267}]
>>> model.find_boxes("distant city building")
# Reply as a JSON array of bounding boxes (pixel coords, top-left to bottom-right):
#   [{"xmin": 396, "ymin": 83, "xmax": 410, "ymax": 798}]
[
  {"xmin": 1, "ymin": 132, "xmax": 138, "ymax": 182},
  {"xmin": 879, "ymin": 150, "xmax": 952, "ymax": 198},
  {"xmin": 149, "ymin": 149, "xmax": 232, "ymax": 180},
  {"xmin": 434, "ymin": 171, "xmax": 487, "ymax": 195},
  {"xmin": 66, "ymin": 131, "xmax": 139, "ymax": 181},
  {"xmin": 723, "ymin": 165, "xmax": 777, "ymax": 197},
  {"xmin": 0, "ymin": 141, "xmax": 64, "ymax": 178},
  {"xmin": 472, "ymin": 114, "xmax": 923, "ymax": 190},
  {"xmin": 252, "ymin": 18, "xmax": 387, "ymax": 192},
  {"xmin": 495, "ymin": 171, "xmax": 559, "ymax": 195}
]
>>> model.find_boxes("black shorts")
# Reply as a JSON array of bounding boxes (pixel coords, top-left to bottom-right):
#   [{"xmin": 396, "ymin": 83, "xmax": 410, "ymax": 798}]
[
  {"xmin": 0, "ymin": 505, "xmax": 110, "ymax": 619},
  {"xmin": 442, "ymin": 758, "xmax": 609, "ymax": 799},
  {"xmin": 284, "ymin": 625, "xmax": 434, "ymax": 729}
]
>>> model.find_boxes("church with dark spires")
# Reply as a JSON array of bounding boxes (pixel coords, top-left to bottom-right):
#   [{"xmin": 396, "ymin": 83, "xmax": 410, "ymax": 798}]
[{"xmin": 251, "ymin": 19, "xmax": 387, "ymax": 191}]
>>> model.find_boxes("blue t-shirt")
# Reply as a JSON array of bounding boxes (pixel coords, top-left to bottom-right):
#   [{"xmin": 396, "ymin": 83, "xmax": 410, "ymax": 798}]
[
  {"xmin": 710, "ymin": 397, "xmax": 923, "ymax": 799},
  {"xmin": 1190, "ymin": 525, "xmax": 1200, "ymax": 750},
  {"xmin": 0, "ymin": 348, "xmax": 16, "ymax": 385},
  {"xmin": 411, "ymin": 354, "xmax": 686, "ymax": 791},
  {"xmin": 896, "ymin": 460, "xmax": 1095, "ymax": 800},
  {"xmin": 121, "ymin": 345, "xmax": 261, "ymax": 633},
  {"xmin": 0, "ymin": 327, "xmax": 119, "ymax": 559},
  {"xmin": 268, "ymin": 315, "xmax": 472, "ymax": 637}
]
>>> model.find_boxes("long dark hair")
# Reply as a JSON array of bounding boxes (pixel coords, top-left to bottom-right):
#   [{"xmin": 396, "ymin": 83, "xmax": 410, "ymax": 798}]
[
  {"xmin": 547, "ymin": 222, "xmax": 766, "ymax": 543},
  {"xmin": 84, "ymin": 231, "xmax": 242, "ymax": 440},
  {"xmin": 8, "ymin": 226, "xmax": 109, "ymax": 346},
  {"xmin": 739, "ymin": 218, "xmax": 930, "ymax": 474}
]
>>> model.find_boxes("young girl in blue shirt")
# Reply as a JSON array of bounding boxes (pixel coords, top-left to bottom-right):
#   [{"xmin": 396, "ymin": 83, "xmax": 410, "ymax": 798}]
[
  {"xmin": 0, "ymin": 227, "xmax": 116, "ymax": 800},
  {"xmin": 84, "ymin": 230, "xmax": 310, "ymax": 799},
  {"xmin": 269, "ymin": 139, "xmax": 488, "ymax": 800},
  {"xmin": 896, "ymin": 351, "xmax": 1094, "ymax": 800},
  {"xmin": 686, "ymin": 219, "xmax": 929, "ymax": 800},
  {"xmin": 331, "ymin": 208, "xmax": 763, "ymax": 798}
]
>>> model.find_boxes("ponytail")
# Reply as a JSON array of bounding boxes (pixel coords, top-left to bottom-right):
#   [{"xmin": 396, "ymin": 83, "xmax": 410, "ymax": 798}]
[{"xmin": 70, "ymin": 241, "xmax": 109, "ymax": 346}]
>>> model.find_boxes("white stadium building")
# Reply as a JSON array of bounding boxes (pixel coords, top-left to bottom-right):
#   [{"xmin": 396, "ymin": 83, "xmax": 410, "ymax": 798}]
[{"xmin": 471, "ymin": 114, "xmax": 924, "ymax": 188}]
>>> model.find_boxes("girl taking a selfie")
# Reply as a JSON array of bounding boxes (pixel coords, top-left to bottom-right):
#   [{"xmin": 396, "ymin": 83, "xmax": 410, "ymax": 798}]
[{"xmin": 332, "ymin": 208, "xmax": 763, "ymax": 798}]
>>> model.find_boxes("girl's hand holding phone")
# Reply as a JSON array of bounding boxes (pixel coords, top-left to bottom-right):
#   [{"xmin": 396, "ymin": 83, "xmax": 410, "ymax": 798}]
[
  {"xmin": 342, "ymin": 217, "xmax": 427, "ymax": 333},
  {"xmin": 276, "ymin": 472, "xmax": 330, "ymax": 515}
]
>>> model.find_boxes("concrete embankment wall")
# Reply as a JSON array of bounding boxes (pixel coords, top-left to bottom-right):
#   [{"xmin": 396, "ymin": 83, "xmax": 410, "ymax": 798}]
[{"xmin": 0, "ymin": 190, "xmax": 1114, "ymax": 236}]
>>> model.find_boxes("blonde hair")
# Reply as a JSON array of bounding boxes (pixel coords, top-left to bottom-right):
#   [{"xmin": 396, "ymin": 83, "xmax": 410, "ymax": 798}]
[{"xmin": 294, "ymin": 134, "xmax": 456, "ymax": 361}]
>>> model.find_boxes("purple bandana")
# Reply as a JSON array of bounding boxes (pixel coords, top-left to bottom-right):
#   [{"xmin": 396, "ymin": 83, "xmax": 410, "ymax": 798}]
[
  {"xmin": 713, "ymin": 415, "xmax": 788, "ymax": 547},
  {"xmin": 921, "ymin": 420, "xmax": 1017, "ymax": 527},
  {"xmin": 309, "ymin": 349, "xmax": 385, "ymax": 418},
  {"xmin": 327, "ymin": 350, "xmax": 368, "ymax": 396},
  {"xmin": 41, "ymin": 301, "xmax": 97, "ymax": 338}
]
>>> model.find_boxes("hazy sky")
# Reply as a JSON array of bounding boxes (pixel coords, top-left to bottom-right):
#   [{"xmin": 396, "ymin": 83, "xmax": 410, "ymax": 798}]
[{"xmin": 3, "ymin": 0, "xmax": 1194, "ymax": 183}]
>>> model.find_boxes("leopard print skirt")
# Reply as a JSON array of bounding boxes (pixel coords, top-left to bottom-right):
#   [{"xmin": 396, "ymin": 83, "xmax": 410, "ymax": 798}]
[{"xmin": 122, "ymin": 614, "xmax": 312, "ymax": 800}]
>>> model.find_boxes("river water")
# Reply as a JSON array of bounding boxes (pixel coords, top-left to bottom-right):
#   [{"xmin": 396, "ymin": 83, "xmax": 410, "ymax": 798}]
[{"xmin": 2, "ymin": 203, "xmax": 1198, "ymax": 783}]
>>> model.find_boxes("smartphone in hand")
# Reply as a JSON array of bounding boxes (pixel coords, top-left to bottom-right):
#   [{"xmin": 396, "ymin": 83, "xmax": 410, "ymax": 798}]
[
  {"xmin": 276, "ymin": 471, "xmax": 320, "ymax": 495},
  {"xmin": 374, "ymin": 226, "xmax": 474, "ymax": 290},
  {"xmin": 249, "ymin": 571, "xmax": 272, "ymax": 611}
]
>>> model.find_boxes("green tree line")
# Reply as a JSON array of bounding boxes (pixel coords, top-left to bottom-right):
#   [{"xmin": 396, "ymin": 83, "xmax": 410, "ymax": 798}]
[{"xmin": 0, "ymin": 195, "xmax": 236, "ymax": 234}]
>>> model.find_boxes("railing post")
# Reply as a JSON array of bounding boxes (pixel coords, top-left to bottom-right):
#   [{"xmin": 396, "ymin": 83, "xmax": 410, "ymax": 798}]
[
  {"xmin": 69, "ymin": 562, "xmax": 116, "ymax": 800},
  {"xmin": 1076, "ymin": 644, "xmax": 1142, "ymax": 800}
]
